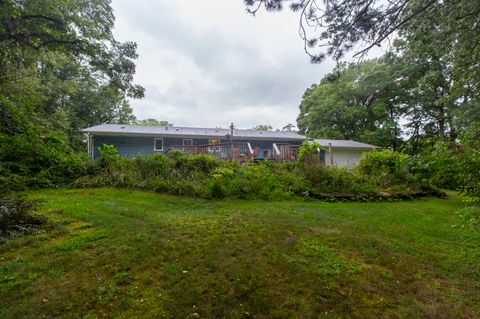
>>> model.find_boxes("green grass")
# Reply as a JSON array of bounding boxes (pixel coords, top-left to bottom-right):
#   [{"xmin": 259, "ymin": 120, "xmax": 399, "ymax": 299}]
[{"xmin": 1, "ymin": 188, "xmax": 479, "ymax": 318}]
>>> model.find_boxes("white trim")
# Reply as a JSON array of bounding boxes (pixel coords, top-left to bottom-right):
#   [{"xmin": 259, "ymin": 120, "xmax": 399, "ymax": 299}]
[
  {"xmin": 154, "ymin": 138, "xmax": 164, "ymax": 151},
  {"xmin": 86, "ymin": 133, "xmax": 91, "ymax": 158},
  {"xmin": 183, "ymin": 138, "xmax": 193, "ymax": 146},
  {"xmin": 272, "ymin": 143, "xmax": 281, "ymax": 157}
]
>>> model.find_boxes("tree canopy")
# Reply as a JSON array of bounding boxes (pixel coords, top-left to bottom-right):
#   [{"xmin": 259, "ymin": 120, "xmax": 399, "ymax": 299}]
[
  {"xmin": 251, "ymin": 124, "xmax": 273, "ymax": 131},
  {"xmin": 245, "ymin": 0, "xmax": 480, "ymax": 65},
  {"xmin": 135, "ymin": 119, "xmax": 173, "ymax": 127},
  {"xmin": 0, "ymin": 0, "xmax": 144, "ymax": 144}
]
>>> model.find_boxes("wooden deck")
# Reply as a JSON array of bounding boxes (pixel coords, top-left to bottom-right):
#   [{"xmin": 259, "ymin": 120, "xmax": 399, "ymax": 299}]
[{"xmin": 164, "ymin": 142, "xmax": 300, "ymax": 162}]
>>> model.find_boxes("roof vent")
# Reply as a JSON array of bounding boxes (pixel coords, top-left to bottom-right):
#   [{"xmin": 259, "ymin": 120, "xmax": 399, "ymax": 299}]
[
  {"xmin": 176, "ymin": 128, "xmax": 179, "ymax": 131},
  {"xmin": 121, "ymin": 126, "xmax": 125, "ymax": 129}
]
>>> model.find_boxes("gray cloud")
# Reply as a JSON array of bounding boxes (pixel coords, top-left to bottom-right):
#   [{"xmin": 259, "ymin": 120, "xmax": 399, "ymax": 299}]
[{"xmin": 111, "ymin": 0, "xmax": 334, "ymax": 129}]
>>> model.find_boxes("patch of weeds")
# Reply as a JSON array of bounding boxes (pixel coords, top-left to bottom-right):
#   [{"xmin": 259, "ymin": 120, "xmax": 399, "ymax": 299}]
[
  {"xmin": 453, "ymin": 206, "xmax": 480, "ymax": 227},
  {"xmin": 293, "ymin": 237, "xmax": 363, "ymax": 276},
  {"xmin": 97, "ymin": 282, "xmax": 117, "ymax": 305},
  {"xmin": 114, "ymin": 271, "xmax": 133, "ymax": 286},
  {"xmin": 57, "ymin": 229, "xmax": 109, "ymax": 252},
  {"xmin": 0, "ymin": 258, "xmax": 24, "ymax": 274},
  {"xmin": 164, "ymin": 262, "xmax": 181, "ymax": 276},
  {"xmin": 0, "ymin": 258, "xmax": 25, "ymax": 290}
]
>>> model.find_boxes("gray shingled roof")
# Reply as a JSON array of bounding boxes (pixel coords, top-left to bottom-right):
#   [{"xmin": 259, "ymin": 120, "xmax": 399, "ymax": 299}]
[
  {"xmin": 313, "ymin": 139, "xmax": 376, "ymax": 149},
  {"xmin": 80, "ymin": 124, "xmax": 377, "ymax": 148},
  {"xmin": 80, "ymin": 124, "xmax": 306, "ymax": 140}
]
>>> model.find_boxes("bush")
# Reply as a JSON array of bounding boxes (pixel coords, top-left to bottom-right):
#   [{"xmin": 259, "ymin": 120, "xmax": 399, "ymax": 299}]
[
  {"xmin": 0, "ymin": 128, "xmax": 93, "ymax": 191},
  {"xmin": 305, "ymin": 165, "xmax": 377, "ymax": 195},
  {"xmin": 0, "ymin": 196, "xmax": 47, "ymax": 242},
  {"xmin": 298, "ymin": 141, "xmax": 322, "ymax": 166},
  {"xmin": 408, "ymin": 142, "xmax": 461, "ymax": 189},
  {"xmin": 456, "ymin": 150, "xmax": 480, "ymax": 201},
  {"xmin": 407, "ymin": 140, "xmax": 480, "ymax": 201},
  {"xmin": 71, "ymin": 146, "xmax": 443, "ymax": 201},
  {"xmin": 356, "ymin": 149, "xmax": 408, "ymax": 186},
  {"xmin": 356, "ymin": 149, "xmax": 442, "ymax": 196}
]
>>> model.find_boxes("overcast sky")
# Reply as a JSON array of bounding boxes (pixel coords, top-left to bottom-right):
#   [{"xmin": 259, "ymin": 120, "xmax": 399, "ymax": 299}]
[{"xmin": 111, "ymin": 1, "xmax": 335, "ymax": 130}]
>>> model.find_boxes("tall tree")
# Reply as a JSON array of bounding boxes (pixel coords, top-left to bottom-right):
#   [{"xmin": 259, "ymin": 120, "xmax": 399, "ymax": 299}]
[
  {"xmin": 251, "ymin": 124, "xmax": 273, "ymax": 131},
  {"xmin": 281, "ymin": 123, "xmax": 296, "ymax": 131},
  {"xmin": 135, "ymin": 119, "xmax": 173, "ymax": 127},
  {"xmin": 0, "ymin": 0, "xmax": 144, "ymax": 140},
  {"xmin": 297, "ymin": 56, "xmax": 404, "ymax": 149},
  {"xmin": 245, "ymin": 1, "xmax": 480, "ymax": 65}
]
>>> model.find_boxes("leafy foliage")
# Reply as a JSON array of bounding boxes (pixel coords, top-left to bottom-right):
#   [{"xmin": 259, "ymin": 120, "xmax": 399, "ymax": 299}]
[
  {"xmin": 0, "ymin": 128, "xmax": 92, "ymax": 190},
  {"xmin": 407, "ymin": 138, "xmax": 480, "ymax": 201},
  {"xmin": 72, "ymin": 147, "xmax": 439, "ymax": 201},
  {"xmin": 251, "ymin": 124, "xmax": 273, "ymax": 131},
  {"xmin": 297, "ymin": 141, "xmax": 321, "ymax": 165},
  {"xmin": 0, "ymin": 196, "xmax": 46, "ymax": 242},
  {"xmin": 297, "ymin": 57, "xmax": 404, "ymax": 149},
  {"xmin": 134, "ymin": 119, "xmax": 173, "ymax": 127},
  {"xmin": 0, "ymin": 0, "xmax": 144, "ymax": 148},
  {"xmin": 356, "ymin": 150, "xmax": 408, "ymax": 188},
  {"xmin": 246, "ymin": 0, "xmax": 480, "ymax": 69},
  {"xmin": 0, "ymin": 0, "xmax": 143, "ymax": 191}
]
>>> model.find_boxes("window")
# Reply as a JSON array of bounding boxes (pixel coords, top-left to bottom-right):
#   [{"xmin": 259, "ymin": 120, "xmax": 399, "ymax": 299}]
[
  {"xmin": 154, "ymin": 138, "xmax": 163, "ymax": 151},
  {"xmin": 183, "ymin": 139, "xmax": 193, "ymax": 146},
  {"xmin": 209, "ymin": 139, "xmax": 220, "ymax": 151}
]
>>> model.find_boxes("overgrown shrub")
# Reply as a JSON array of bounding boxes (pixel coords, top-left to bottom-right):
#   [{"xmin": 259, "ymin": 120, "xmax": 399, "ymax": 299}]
[
  {"xmin": 356, "ymin": 149, "xmax": 408, "ymax": 186},
  {"xmin": 356, "ymin": 149, "xmax": 442, "ymax": 196},
  {"xmin": 97, "ymin": 144, "xmax": 120, "ymax": 175},
  {"xmin": 408, "ymin": 142, "xmax": 461, "ymax": 189},
  {"xmin": 0, "ymin": 128, "xmax": 93, "ymax": 191},
  {"xmin": 301, "ymin": 164, "xmax": 377, "ymax": 195},
  {"xmin": 0, "ymin": 196, "xmax": 47, "ymax": 242},
  {"xmin": 407, "ymin": 140, "xmax": 480, "ymax": 201},
  {"xmin": 298, "ymin": 141, "xmax": 322, "ymax": 166},
  {"xmin": 72, "ymin": 146, "xmax": 442, "ymax": 201}
]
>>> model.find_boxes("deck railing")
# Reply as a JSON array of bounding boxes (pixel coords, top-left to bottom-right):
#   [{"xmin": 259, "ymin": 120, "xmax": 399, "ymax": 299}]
[
  {"xmin": 166, "ymin": 142, "xmax": 302, "ymax": 162},
  {"xmin": 272, "ymin": 143, "xmax": 300, "ymax": 162},
  {"xmin": 165, "ymin": 142, "xmax": 254, "ymax": 161}
]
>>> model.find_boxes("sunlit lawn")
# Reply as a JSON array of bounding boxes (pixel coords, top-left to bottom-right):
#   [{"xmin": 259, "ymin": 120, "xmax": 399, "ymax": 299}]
[{"xmin": 1, "ymin": 188, "xmax": 479, "ymax": 318}]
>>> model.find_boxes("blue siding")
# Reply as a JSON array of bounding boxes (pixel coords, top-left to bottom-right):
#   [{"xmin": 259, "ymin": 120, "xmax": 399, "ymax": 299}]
[{"xmin": 92, "ymin": 135, "xmax": 302, "ymax": 159}]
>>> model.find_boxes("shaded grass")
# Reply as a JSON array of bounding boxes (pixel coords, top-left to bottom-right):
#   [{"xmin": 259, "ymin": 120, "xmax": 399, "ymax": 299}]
[{"xmin": 0, "ymin": 188, "xmax": 479, "ymax": 318}]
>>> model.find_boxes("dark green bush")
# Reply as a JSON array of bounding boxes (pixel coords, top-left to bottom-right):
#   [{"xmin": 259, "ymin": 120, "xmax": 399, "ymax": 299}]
[
  {"xmin": 0, "ymin": 196, "xmax": 47, "ymax": 242},
  {"xmin": 301, "ymin": 164, "xmax": 377, "ymax": 195},
  {"xmin": 407, "ymin": 139, "xmax": 480, "ymax": 201},
  {"xmin": 408, "ymin": 142, "xmax": 461, "ymax": 189},
  {"xmin": 356, "ymin": 149, "xmax": 408, "ymax": 186},
  {"xmin": 72, "ymin": 148, "xmax": 443, "ymax": 201},
  {"xmin": 0, "ymin": 128, "xmax": 93, "ymax": 190},
  {"xmin": 356, "ymin": 148, "xmax": 441, "ymax": 196}
]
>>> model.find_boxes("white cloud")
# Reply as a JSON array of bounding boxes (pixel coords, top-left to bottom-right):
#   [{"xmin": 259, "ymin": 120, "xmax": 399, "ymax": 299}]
[{"xmin": 111, "ymin": 0, "xmax": 334, "ymax": 129}]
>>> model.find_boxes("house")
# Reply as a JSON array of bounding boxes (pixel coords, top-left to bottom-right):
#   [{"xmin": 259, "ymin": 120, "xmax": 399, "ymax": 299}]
[
  {"xmin": 80, "ymin": 124, "xmax": 376, "ymax": 167},
  {"xmin": 81, "ymin": 124, "xmax": 304, "ymax": 160}
]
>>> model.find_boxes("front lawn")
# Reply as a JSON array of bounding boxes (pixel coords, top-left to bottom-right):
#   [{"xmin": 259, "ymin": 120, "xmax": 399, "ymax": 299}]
[{"xmin": 1, "ymin": 188, "xmax": 479, "ymax": 318}]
